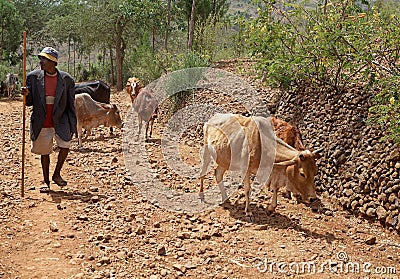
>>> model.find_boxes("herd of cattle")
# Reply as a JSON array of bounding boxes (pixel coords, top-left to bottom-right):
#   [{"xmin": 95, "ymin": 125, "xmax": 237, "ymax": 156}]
[
  {"xmin": 120, "ymin": 77, "xmax": 322, "ymax": 215},
  {"xmin": 1, "ymin": 73, "xmax": 322, "ymax": 213}
]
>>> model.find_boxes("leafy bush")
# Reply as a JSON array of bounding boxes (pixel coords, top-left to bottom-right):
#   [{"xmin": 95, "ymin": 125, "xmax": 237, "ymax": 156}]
[
  {"xmin": 124, "ymin": 42, "xmax": 164, "ymax": 86},
  {"xmin": 246, "ymin": 0, "xmax": 400, "ymax": 141},
  {"xmin": 369, "ymin": 75, "xmax": 400, "ymax": 142},
  {"xmin": 157, "ymin": 51, "xmax": 210, "ymax": 115},
  {"xmin": 247, "ymin": 0, "xmax": 376, "ymax": 91}
]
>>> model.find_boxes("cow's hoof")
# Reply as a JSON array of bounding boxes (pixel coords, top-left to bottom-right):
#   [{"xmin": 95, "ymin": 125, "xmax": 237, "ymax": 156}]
[
  {"xmin": 199, "ymin": 192, "xmax": 205, "ymax": 202},
  {"xmin": 267, "ymin": 205, "xmax": 276, "ymax": 214},
  {"xmin": 267, "ymin": 209, "xmax": 276, "ymax": 215},
  {"xmin": 282, "ymin": 191, "xmax": 292, "ymax": 199},
  {"xmin": 245, "ymin": 212, "xmax": 254, "ymax": 222}
]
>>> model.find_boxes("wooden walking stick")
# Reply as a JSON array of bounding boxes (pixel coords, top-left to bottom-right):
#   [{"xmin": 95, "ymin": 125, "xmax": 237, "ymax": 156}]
[{"xmin": 21, "ymin": 31, "xmax": 27, "ymax": 197}]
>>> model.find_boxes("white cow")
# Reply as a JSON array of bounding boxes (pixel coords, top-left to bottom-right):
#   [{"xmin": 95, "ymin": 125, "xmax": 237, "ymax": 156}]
[
  {"xmin": 5, "ymin": 74, "xmax": 18, "ymax": 98},
  {"xmin": 199, "ymin": 113, "xmax": 321, "ymax": 216}
]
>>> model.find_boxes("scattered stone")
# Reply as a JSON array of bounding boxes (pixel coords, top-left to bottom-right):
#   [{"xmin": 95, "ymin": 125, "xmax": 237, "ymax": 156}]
[
  {"xmin": 99, "ymin": 256, "xmax": 111, "ymax": 265},
  {"xmin": 365, "ymin": 236, "xmax": 377, "ymax": 245},
  {"xmin": 153, "ymin": 222, "xmax": 161, "ymax": 228},
  {"xmin": 178, "ymin": 232, "xmax": 191, "ymax": 240},
  {"xmin": 116, "ymin": 251, "xmax": 126, "ymax": 260},
  {"xmin": 136, "ymin": 226, "xmax": 146, "ymax": 235},
  {"xmin": 157, "ymin": 245, "xmax": 167, "ymax": 256},
  {"xmin": 366, "ymin": 208, "xmax": 376, "ymax": 217},
  {"xmin": 184, "ymin": 262, "xmax": 197, "ymax": 270},
  {"xmin": 90, "ymin": 187, "xmax": 99, "ymax": 192},
  {"xmin": 173, "ymin": 264, "xmax": 186, "ymax": 273},
  {"xmin": 160, "ymin": 269, "xmax": 168, "ymax": 276},
  {"xmin": 49, "ymin": 222, "xmax": 58, "ymax": 232},
  {"xmin": 254, "ymin": 224, "xmax": 268, "ymax": 230},
  {"xmin": 67, "ymin": 233, "xmax": 75, "ymax": 239},
  {"xmin": 77, "ymin": 215, "xmax": 89, "ymax": 221},
  {"xmin": 376, "ymin": 206, "xmax": 387, "ymax": 220}
]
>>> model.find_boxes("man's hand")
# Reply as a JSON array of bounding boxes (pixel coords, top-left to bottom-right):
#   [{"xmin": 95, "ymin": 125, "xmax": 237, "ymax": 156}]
[{"xmin": 20, "ymin": 87, "xmax": 28, "ymax": 96}]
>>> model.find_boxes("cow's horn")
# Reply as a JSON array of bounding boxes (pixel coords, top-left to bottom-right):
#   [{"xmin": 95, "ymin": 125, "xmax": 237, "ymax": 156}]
[
  {"xmin": 313, "ymin": 148, "xmax": 324, "ymax": 154},
  {"xmin": 274, "ymin": 159, "xmax": 297, "ymax": 166}
]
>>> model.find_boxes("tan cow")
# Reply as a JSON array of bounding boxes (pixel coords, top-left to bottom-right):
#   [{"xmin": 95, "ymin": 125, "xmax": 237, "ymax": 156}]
[
  {"xmin": 126, "ymin": 77, "xmax": 158, "ymax": 140},
  {"xmin": 75, "ymin": 93, "xmax": 123, "ymax": 148},
  {"xmin": 199, "ymin": 113, "xmax": 320, "ymax": 216}
]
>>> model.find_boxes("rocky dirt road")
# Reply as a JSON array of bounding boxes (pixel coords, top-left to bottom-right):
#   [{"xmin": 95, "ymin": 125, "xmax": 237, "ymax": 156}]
[{"xmin": 0, "ymin": 67, "xmax": 399, "ymax": 278}]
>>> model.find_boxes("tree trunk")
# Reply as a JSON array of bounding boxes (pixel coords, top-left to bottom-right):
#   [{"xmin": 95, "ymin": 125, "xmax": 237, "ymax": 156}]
[
  {"xmin": 152, "ymin": 26, "xmax": 155, "ymax": 52},
  {"xmin": 110, "ymin": 45, "xmax": 115, "ymax": 86},
  {"xmin": 103, "ymin": 47, "xmax": 106, "ymax": 82},
  {"xmin": 67, "ymin": 38, "xmax": 71, "ymax": 73},
  {"xmin": 188, "ymin": 0, "xmax": 196, "ymax": 50},
  {"xmin": 115, "ymin": 17, "xmax": 125, "ymax": 91},
  {"xmin": 88, "ymin": 52, "xmax": 91, "ymax": 73},
  {"xmin": 73, "ymin": 40, "xmax": 76, "ymax": 78},
  {"xmin": 164, "ymin": 0, "xmax": 171, "ymax": 51}
]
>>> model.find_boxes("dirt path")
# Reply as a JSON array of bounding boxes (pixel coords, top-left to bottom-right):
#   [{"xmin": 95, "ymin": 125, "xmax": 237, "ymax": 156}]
[{"xmin": 0, "ymin": 73, "xmax": 400, "ymax": 278}]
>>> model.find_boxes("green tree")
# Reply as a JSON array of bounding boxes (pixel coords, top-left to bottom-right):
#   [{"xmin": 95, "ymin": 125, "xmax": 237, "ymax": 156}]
[
  {"xmin": 176, "ymin": 0, "xmax": 229, "ymax": 50},
  {"xmin": 13, "ymin": 0, "xmax": 58, "ymax": 47},
  {"xmin": 44, "ymin": 0, "xmax": 86, "ymax": 75},
  {"xmin": 0, "ymin": 0, "xmax": 24, "ymax": 65}
]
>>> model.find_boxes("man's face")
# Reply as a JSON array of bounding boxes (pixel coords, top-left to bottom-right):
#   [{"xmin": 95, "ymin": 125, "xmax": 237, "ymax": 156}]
[{"xmin": 39, "ymin": 56, "xmax": 56, "ymax": 72}]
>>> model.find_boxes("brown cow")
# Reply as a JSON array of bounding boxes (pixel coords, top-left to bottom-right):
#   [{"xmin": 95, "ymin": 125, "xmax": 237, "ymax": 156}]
[
  {"xmin": 75, "ymin": 93, "xmax": 123, "ymax": 148},
  {"xmin": 199, "ymin": 113, "xmax": 320, "ymax": 216},
  {"xmin": 271, "ymin": 116, "xmax": 306, "ymax": 200},
  {"xmin": 125, "ymin": 77, "xmax": 143, "ymax": 102},
  {"xmin": 133, "ymin": 87, "xmax": 158, "ymax": 140},
  {"xmin": 126, "ymin": 77, "xmax": 158, "ymax": 140},
  {"xmin": 270, "ymin": 116, "xmax": 305, "ymax": 151}
]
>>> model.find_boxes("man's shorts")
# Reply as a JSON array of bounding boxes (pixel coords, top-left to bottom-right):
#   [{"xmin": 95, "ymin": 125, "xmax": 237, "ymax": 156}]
[{"xmin": 31, "ymin": 128, "xmax": 70, "ymax": 155}]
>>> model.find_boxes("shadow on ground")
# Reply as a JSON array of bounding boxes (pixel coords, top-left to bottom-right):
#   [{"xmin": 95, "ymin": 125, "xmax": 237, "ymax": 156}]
[{"xmin": 223, "ymin": 198, "xmax": 337, "ymax": 244}]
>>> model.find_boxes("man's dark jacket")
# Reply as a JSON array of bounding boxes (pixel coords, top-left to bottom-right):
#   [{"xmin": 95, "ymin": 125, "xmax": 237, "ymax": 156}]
[{"xmin": 26, "ymin": 69, "xmax": 77, "ymax": 142}]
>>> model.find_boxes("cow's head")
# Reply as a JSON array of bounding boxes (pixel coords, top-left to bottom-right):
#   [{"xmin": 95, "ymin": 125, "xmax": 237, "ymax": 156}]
[
  {"xmin": 275, "ymin": 150, "xmax": 322, "ymax": 203},
  {"xmin": 126, "ymin": 77, "xmax": 142, "ymax": 102},
  {"xmin": 100, "ymin": 103, "xmax": 124, "ymax": 129}
]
